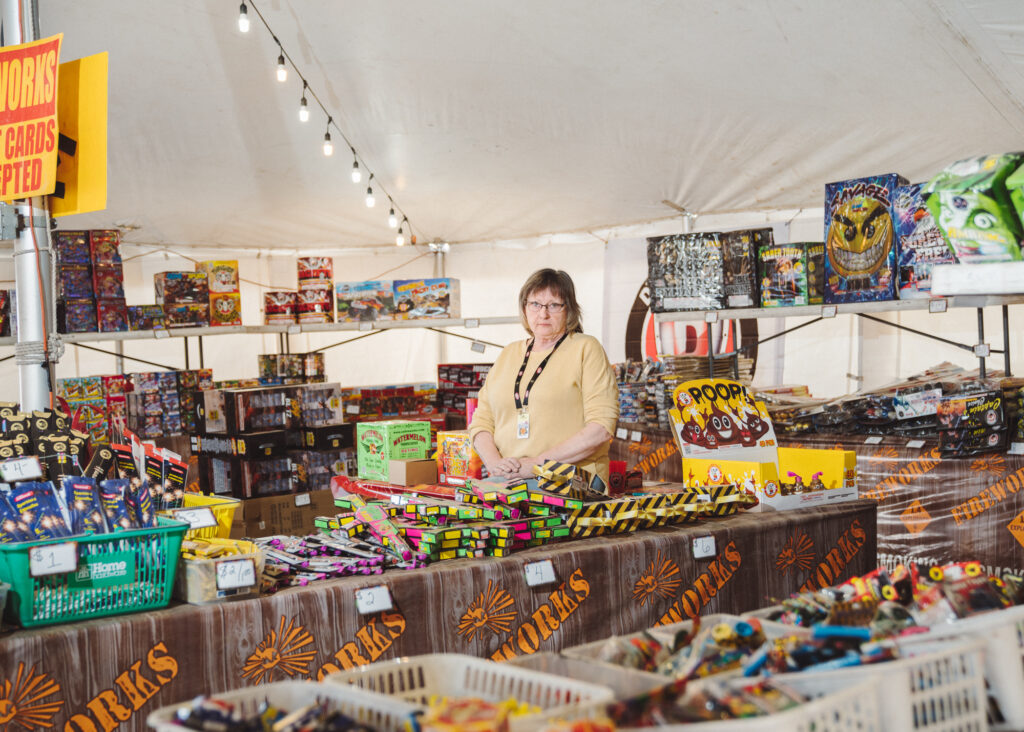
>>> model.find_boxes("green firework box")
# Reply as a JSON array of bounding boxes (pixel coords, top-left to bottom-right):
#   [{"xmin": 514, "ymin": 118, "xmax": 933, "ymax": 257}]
[{"xmin": 356, "ymin": 420, "xmax": 431, "ymax": 482}]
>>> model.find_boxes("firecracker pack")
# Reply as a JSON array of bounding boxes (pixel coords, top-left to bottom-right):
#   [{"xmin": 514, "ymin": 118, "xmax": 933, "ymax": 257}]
[
  {"xmin": 235, "ymin": 455, "xmax": 295, "ymax": 498},
  {"xmin": 127, "ymin": 304, "xmax": 166, "ymax": 330},
  {"xmin": 89, "ymin": 230, "xmax": 122, "ymax": 264},
  {"xmin": 58, "ymin": 264, "xmax": 94, "ymax": 299},
  {"xmin": 806, "ymin": 243, "xmax": 825, "ymax": 304},
  {"xmin": 93, "ymin": 264, "xmax": 125, "ymax": 299},
  {"xmin": 356, "ymin": 420, "xmax": 431, "ymax": 482},
  {"xmin": 436, "ymin": 430, "xmax": 484, "ymax": 485},
  {"xmin": 54, "ymin": 230, "xmax": 91, "ymax": 264},
  {"xmin": 297, "ymin": 256, "xmax": 333, "ymax": 287},
  {"xmin": 335, "ymin": 281, "xmax": 395, "ymax": 322},
  {"xmin": 195, "ymin": 260, "xmax": 239, "ymax": 293},
  {"xmin": 296, "ymin": 284, "xmax": 334, "ymax": 323},
  {"xmin": 721, "ymin": 228, "xmax": 770, "ymax": 308},
  {"xmin": 532, "ymin": 459, "xmax": 607, "ymax": 499},
  {"xmin": 264, "ymin": 291, "xmax": 297, "ymax": 324},
  {"xmin": 926, "ymin": 153, "xmax": 1024, "ymax": 263},
  {"xmin": 291, "ymin": 423, "xmax": 355, "ymax": 451},
  {"xmin": 647, "ymin": 233, "xmax": 725, "ymax": 311},
  {"xmin": 163, "ymin": 303, "xmax": 210, "ymax": 328},
  {"xmin": 824, "ymin": 173, "xmax": 907, "ymax": 303},
  {"xmin": 393, "ymin": 278, "xmax": 461, "ymax": 319},
  {"xmin": 893, "ymin": 182, "xmax": 958, "ymax": 299},
  {"xmin": 97, "ymin": 299, "xmax": 129, "ymax": 332},
  {"xmin": 155, "ymin": 271, "xmax": 210, "ymax": 304},
  {"xmin": 291, "ymin": 448, "xmax": 356, "ymax": 492},
  {"xmin": 936, "ymin": 390, "xmax": 1004, "ymax": 431},
  {"xmin": 758, "ymin": 242, "xmax": 811, "ymax": 307},
  {"xmin": 209, "ymin": 292, "xmax": 242, "ymax": 326}
]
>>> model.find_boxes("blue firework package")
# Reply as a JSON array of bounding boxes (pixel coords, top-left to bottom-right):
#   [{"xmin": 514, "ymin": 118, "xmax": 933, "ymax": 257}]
[
  {"xmin": 924, "ymin": 153, "xmax": 1024, "ymax": 263},
  {"xmin": 99, "ymin": 479, "xmax": 138, "ymax": 531},
  {"xmin": 63, "ymin": 476, "xmax": 108, "ymax": 535},
  {"xmin": 894, "ymin": 183, "xmax": 958, "ymax": 299},
  {"xmin": 125, "ymin": 478, "xmax": 157, "ymax": 528},
  {"xmin": 10, "ymin": 482, "xmax": 71, "ymax": 540},
  {"xmin": 824, "ymin": 173, "xmax": 907, "ymax": 303},
  {"xmin": 0, "ymin": 490, "xmax": 32, "ymax": 542}
]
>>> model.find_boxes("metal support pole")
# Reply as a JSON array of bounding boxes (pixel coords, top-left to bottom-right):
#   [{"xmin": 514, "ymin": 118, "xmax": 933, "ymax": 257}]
[
  {"xmin": 433, "ymin": 242, "xmax": 448, "ymax": 364},
  {"xmin": 4, "ymin": 0, "xmax": 55, "ymax": 410},
  {"xmin": 977, "ymin": 307, "xmax": 986, "ymax": 380},
  {"xmin": 1003, "ymin": 305, "xmax": 1011, "ymax": 377},
  {"xmin": 199, "ymin": 335, "xmax": 205, "ymax": 370},
  {"xmin": 115, "ymin": 341, "xmax": 124, "ymax": 374},
  {"xmin": 183, "ymin": 336, "xmax": 190, "ymax": 370}
]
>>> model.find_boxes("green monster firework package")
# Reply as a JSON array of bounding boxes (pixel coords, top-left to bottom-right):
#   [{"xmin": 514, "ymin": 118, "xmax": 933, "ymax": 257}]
[
  {"xmin": 824, "ymin": 173, "xmax": 907, "ymax": 303},
  {"xmin": 925, "ymin": 153, "xmax": 1024, "ymax": 263}
]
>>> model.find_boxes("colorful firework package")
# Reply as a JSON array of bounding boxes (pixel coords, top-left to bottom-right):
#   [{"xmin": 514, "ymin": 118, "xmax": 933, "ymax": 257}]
[
  {"xmin": 647, "ymin": 233, "xmax": 725, "ymax": 312},
  {"xmin": 893, "ymin": 182, "xmax": 958, "ymax": 299},
  {"xmin": 63, "ymin": 476, "xmax": 109, "ymax": 535},
  {"xmin": 925, "ymin": 153, "xmax": 1024, "ymax": 263},
  {"xmin": 0, "ymin": 491, "xmax": 33, "ymax": 542},
  {"xmin": 824, "ymin": 173, "xmax": 907, "ymax": 303},
  {"xmin": 721, "ymin": 228, "xmax": 770, "ymax": 308},
  {"xmin": 99, "ymin": 478, "xmax": 138, "ymax": 531},
  {"xmin": 8, "ymin": 482, "xmax": 72, "ymax": 540},
  {"xmin": 172, "ymin": 693, "xmax": 385, "ymax": 732},
  {"xmin": 757, "ymin": 242, "xmax": 811, "ymax": 307}
]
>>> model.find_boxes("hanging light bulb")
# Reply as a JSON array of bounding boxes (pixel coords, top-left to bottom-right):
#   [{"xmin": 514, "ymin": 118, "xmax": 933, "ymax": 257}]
[
  {"xmin": 238, "ymin": 2, "xmax": 250, "ymax": 32},
  {"xmin": 365, "ymin": 183, "xmax": 376, "ymax": 208},
  {"xmin": 396, "ymin": 226, "xmax": 405, "ymax": 246},
  {"xmin": 298, "ymin": 82, "xmax": 309, "ymax": 122},
  {"xmin": 350, "ymin": 156, "xmax": 361, "ymax": 183},
  {"xmin": 276, "ymin": 51, "xmax": 287, "ymax": 82},
  {"xmin": 388, "ymin": 207, "xmax": 398, "ymax": 228},
  {"xmin": 323, "ymin": 118, "xmax": 333, "ymax": 156}
]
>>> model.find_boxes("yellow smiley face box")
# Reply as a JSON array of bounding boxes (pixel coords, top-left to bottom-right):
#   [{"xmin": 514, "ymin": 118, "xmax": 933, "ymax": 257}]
[{"xmin": 682, "ymin": 447, "xmax": 857, "ymax": 512}]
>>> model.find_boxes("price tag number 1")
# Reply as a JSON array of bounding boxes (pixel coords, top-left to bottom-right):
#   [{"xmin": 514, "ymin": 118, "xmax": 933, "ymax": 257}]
[
  {"xmin": 29, "ymin": 542, "xmax": 78, "ymax": 577},
  {"xmin": 356, "ymin": 585, "xmax": 393, "ymax": 614}
]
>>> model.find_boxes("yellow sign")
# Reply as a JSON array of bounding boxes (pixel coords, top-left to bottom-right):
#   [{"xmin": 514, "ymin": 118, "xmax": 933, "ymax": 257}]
[
  {"xmin": 0, "ymin": 34, "xmax": 61, "ymax": 201},
  {"xmin": 52, "ymin": 51, "xmax": 107, "ymax": 216}
]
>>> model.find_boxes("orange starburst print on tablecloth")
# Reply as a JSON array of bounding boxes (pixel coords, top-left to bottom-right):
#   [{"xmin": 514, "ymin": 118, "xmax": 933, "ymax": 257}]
[
  {"xmin": 241, "ymin": 616, "xmax": 317, "ymax": 683},
  {"xmin": 970, "ymin": 454, "xmax": 1006, "ymax": 475},
  {"xmin": 776, "ymin": 531, "xmax": 815, "ymax": 576},
  {"xmin": 457, "ymin": 580, "xmax": 517, "ymax": 642},
  {"xmin": 0, "ymin": 663, "xmax": 63, "ymax": 730},
  {"xmin": 633, "ymin": 552, "xmax": 682, "ymax": 607}
]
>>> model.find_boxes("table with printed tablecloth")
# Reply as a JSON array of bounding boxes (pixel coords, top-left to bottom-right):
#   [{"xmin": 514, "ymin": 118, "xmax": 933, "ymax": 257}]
[{"xmin": 0, "ymin": 499, "xmax": 875, "ymax": 732}]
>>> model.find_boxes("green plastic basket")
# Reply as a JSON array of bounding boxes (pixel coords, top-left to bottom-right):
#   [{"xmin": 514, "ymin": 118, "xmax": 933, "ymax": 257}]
[{"xmin": 0, "ymin": 516, "xmax": 189, "ymax": 628}]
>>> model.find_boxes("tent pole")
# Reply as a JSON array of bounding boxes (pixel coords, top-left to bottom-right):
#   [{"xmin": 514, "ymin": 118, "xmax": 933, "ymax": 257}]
[{"xmin": 3, "ymin": 0, "xmax": 56, "ymax": 411}]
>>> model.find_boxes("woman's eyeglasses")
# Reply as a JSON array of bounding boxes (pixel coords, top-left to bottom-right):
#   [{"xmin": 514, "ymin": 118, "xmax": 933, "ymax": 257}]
[{"xmin": 526, "ymin": 301, "xmax": 566, "ymax": 313}]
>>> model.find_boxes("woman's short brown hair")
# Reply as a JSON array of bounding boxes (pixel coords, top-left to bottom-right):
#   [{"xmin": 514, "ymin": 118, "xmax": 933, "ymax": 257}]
[{"xmin": 518, "ymin": 269, "xmax": 583, "ymax": 336}]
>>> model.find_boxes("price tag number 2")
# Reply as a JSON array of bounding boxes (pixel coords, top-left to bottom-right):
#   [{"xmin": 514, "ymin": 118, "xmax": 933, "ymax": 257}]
[
  {"xmin": 216, "ymin": 559, "xmax": 256, "ymax": 591},
  {"xmin": 355, "ymin": 585, "xmax": 393, "ymax": 614},
  {"xmin": 29, "ymin": 542, "xmax": 78, "ymax": 577}
]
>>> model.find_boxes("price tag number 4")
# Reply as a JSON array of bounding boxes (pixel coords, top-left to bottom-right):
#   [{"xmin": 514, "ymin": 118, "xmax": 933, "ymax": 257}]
[
  {"xmin": 356, "ymin": 585, "xmax": 393, "ymax": 614},
  {"xmin": 524, "ymin": 559, "xmax": 556, "ymax": 587},
  {"xmin": 29, "ymin": 542, "xmax": 78, "ymax": 577}
]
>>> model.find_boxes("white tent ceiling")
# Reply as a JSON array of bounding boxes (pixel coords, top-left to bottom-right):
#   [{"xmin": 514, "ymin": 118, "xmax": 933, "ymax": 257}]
[{"xmin": 41, "ymin": 0, "xmax": 1024, "ymax": 251}]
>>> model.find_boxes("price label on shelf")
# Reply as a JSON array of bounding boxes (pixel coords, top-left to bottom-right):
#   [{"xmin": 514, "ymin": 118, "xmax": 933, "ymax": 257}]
[
  {"xmin": 929, "ymin": 299, "xmax": 948, "ymax": 314},
  {"xmin": 704, "ymin": 311, "xmax": 718, "ymax": 323},
  {"xmin": 615, "ymin": 428, "xmax": 628, "ymax": 440},
  {"xmin": 524, "ymin": 559, "xmax": 556, "ymax": 587},
  {"xmin": 821, "ymin": 305, "xmax": 838, "ymax": 319},
  {"xmin": 346, "ymin": 405, "xmax": 360, "ymax": 415},
  {"xmin": 692, "ymin": 536, "xmax": 716, "ymax": 559},
  {"xmin": 294, "ymin": 493, "xmax": 311, "ymax": 507},
  {"xmin": 287, "ymin": 324, "xmax": 301, "ymax": 335},
  {"xmin": 864, "ymin": 436, "xmax": 884, "ymax": 445},
  {"xmin": 906, "ymin": 440, "xmax": 926, "ymax": 449},
  {"xmin": 470, "ymin": 341, "xmax": 486, "ymax": 354},
  {"xmin": 171, "ymin": 507, "xmax": 218, "ymax": 530},
  {"xmin": 464, "ymin": 319, "xmax": 480, "ymax": 328},
  {"xmin": 630, "ymin": 431, "xmax": 642, "ymax": 442},
  {"xmin": 355, "ymin": 585, "xmax": 393, "ymax": 614},
  {"xmin": 154, "ymin": 329, "xmax": 170, "ymax": 339},
  {"xmin": 1008, "ymin": 443, "xmax": 1024, "ymax": 456},
  {"xmin": 973, "ymin": 344, "xmax": 991, "ymax": 358},
  {"xmin": 358, "ymin": 322, "xmax": 373, "ymax": 332},
  {"xmin": 29, "ymin": 542, "xmax": 77, "ymax": 577},
  {"xmin": 0, "ymin": 456, "xmax": 42, "ymax": 483},
  {"xmin": 215, "ymin": 558, "xmax": 256, "ymax": 590}
]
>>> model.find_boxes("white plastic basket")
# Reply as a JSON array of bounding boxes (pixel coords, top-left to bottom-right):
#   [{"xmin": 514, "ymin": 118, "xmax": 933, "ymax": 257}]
[
  {"xmin": 146, "ymin": 680, "xmax": 418, "ymax": 732},
  {"xmin": 910, "ymin": 604, "xmax": 1024, "ymax": 731},
  {"xmin": 773, "ymin": 636, "xmax": 987, "ymax": 732},
  {"xmin": 325, "ymin": 653, "xmax": 613, "ymax": 732},
  {"xmin": 620, "ymin": 674, "xmax": 881, "ymax": 732},
  {"xmin": 506, "ymin": 651, "xmax": 667, "ymax": 701}
]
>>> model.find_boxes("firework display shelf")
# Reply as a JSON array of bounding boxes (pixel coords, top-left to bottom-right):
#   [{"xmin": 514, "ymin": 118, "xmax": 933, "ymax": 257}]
[{"xmin": 652, "ymin": 294, "xmax": 1024, "ymax": 323}]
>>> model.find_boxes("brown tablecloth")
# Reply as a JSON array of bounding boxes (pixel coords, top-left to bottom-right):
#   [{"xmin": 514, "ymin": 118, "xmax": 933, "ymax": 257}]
[{"xmin": 0, "ymin": 500, "xmax": 875, "ymax": 731}]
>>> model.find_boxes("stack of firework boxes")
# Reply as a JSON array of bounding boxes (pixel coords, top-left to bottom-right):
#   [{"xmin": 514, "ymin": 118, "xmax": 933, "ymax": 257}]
[
  {"xmin": 155, "ymin": 271, "xmax": 209, "ymax": 328},
  {"xmin": 125, "ymin": 369, "xmax": 214, "ymax": 438},
  {"xmin": 56, "ymin": 374, "xmax": 131, "ymax": 444},
  {"xmin": 56, "ymin": 229, "xmax": 128, "ymax": 333},
  {"xmin": 197, "ymin": 260, "xmax": 242, "ymax": 326}
]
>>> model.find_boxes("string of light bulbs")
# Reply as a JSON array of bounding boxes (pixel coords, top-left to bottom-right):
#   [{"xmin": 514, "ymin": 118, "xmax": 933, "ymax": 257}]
[{"xmin": 237, "ymin": 1, "xmax": 416, "ymax": 248}]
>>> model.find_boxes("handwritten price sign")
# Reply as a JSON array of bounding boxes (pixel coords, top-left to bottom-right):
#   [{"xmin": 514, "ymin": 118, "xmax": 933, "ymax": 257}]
[
  {"xmin": 524, "ymin": 559, "xmax": 556, "ymax": 587},
  {"xmin": 0, "ymin": 456, "xmax": 43, "ymax": 483},
  {"xmin": 355, "ymin": 585, "xmax": 393, "ymax": 614},
  {"xmin": 29, "ymin": 542, "xmax": 77, "ymax": 577},
  {"xmin": 215, "ymin": 558, "xmax": 256, "ymax": 590},
  {"xmin": 171, "ymin": 507, "xmax": 217, "ymax": 530}
]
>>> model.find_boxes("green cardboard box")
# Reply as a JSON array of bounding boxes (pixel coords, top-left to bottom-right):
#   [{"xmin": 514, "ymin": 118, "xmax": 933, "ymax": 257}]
[{"xmin": 356, "ymin": 420, "xmax": 431, "ymax": 481}]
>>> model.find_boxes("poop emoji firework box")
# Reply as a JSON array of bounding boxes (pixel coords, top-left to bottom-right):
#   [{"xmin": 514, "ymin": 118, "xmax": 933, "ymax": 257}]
[
  {"xmin": 668, "ymin": 378, "xmax": 777, "ymax": 462},
  {"xmin": 824, "ymin": 173, "xmax": 907, "ymax": 303}
]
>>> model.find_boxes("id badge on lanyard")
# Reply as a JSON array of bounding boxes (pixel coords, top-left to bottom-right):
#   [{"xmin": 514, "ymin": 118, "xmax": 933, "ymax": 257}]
[{"xmin": 516, "ymin": 408, "xmax": 530, "ymax": 440}]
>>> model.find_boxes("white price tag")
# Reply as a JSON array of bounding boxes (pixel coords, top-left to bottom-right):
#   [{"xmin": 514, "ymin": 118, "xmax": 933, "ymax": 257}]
[
  {"xmin": 29, "ymin": 542, "xmax": 77, "ymax": 577},
  {"xmin": 470, "ymin": 341, "xmax": 486, "ymax": 354},
  {"xmin": 0, "ymin": 456, "xmax": 42, "ymax": 483},
  {"xmin": 464, "ymin": 319, "xmax": 480, "ymax": 328},
  {"xmin": 973, "ymin": 344, "xmax": 991, "ymax": 358},
  {"xmin": 906, "ymin": 440, "xmax": 926, "ymax": 449},
  {"xmin": 172, "ymin": 507, "xmax": 218, "ymax": 529},
  {"xmin": 1008, "ymin": 442, "xmax": 1024, "ymax": 456},
  {"xmin": 358, "ymin": 322, "xmax": 373, "ymax": 332},
  {"xmin": 821, "ymin": 305, "xmax": 837, "ymax": 319},
  {"xmin": 346, "ymin": 405, "xmax": 360, "ymax": 415},
  {"xmin": 704, "ymin": 311, "xmax": 718, "ymax": 323},
  {"xmin": 692, "ymin": 536, "xmax": 716, "ymax": 559},
  {"xmin": 630, "ymin": 431, "xmax": 643, "ymax": 442},
  {"xmin": 864, "ymin": 436, "xmax": 884, "ymax": 445},
  {"xmin": 929, "ymin": 299, "xmax": 948, "ymax": 313},
  {"xmin": 287, "ymin": 324, "xmax": 301, "ymax": 335},
  {"xmin": 524, "ymin": 559, "xmax": 556, "ymax": 587},
  {"xmin": 355, "ymin": 585, "xmax": 393, "ymax": 614},
  {"xmin": 295, "ymin": 493, "xmax": 311, "ymax": 507},
  {"xmin": 154, "ymin": 329, "xmax": 170, "ymax": 339},
  {"xmin": 215, "ymin": 558, "xmax": 256, "ymax": 590},
  {"xmin": 615, "ymin": 428, "xmax": 628, "ymax": 440}
]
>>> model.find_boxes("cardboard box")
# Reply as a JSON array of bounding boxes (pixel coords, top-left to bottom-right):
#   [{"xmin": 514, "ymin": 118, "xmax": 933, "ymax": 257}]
[
  {"xmin": 436, "ymin": 430, "xmax": 484, "ymax": 485},
  {"xmin": 356, "ymin": 420, "xmax": 431, "ymax": 481},
  {"xmin": 647, "ymin": 233, "xmax": 725, "ymax": 311},
  {"xmin": 155, "ymin": 271, "xmax": 210, "ymax": 304},
  {"xmin": 393, "ymin": 278, "xmax": 461, "ymax": 319},
  {"xmin": 721, "ymin": 228, "xmax": 768, "ymax": 308},
  {"xmin": 210, "ymin": 293, "xmax": 242, "ymax": 326},
  {"xmin": 894, "ymin": 182, "xmax": 957, "ymax": 299},
  {"xmin": 229, "ymin": 489, "xmax": 335, "ymax": 538},
  {"xmin": 264, "ymin": 291, "xmax": 297, "ymax": 324},
  {"xmin": 388, "ymin": 458, "xmax": 438, "ymax": 486},
  {"xmin": 335, "ymin": 281, "xmax": 395, "ymax": 322},
  {"xmin": 231, "ymin": 431, "xmax": 289, "ymax": 457},
  {"xmin": 758, "ymin": 242, "xmax": 811, "ymax": 307},
  {"xmin": 196, "ymin": 260, "xmax": 240, "ymax": 293},
  {"xmin": 291, "ymin": 423, "xmax": 355, "ymax": 450}
]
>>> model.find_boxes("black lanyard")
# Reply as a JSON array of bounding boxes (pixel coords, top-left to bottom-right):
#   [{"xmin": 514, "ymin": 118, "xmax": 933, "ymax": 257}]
[{"xmin": 514, "ymin": 332, "xmax": 569, "ymax": 410}]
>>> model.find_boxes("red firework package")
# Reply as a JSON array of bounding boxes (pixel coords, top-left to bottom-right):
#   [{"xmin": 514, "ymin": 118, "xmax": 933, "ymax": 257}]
[
  {"xmin": 296, "ymin": 256, "xmax": 333, "ymax": 286},
  {"xmin": 264, "ymin": 290, "xmax": 297, "ymax": 324},
  {"xmin": 97, "ymin": 299, "xmax": 129, "ymax": 332},
  {"xmin": 93, "ymin": 264, "xmax": 125, "ymax": 299},
  {"xmin": 89, "ymin": 230, "xmax": 122, "ymax": 264}
]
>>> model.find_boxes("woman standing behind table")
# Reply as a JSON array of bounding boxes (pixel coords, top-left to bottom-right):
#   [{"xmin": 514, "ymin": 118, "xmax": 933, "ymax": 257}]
[{"xmin": 469, "ymin": 269, "xmax": 619, "ymax": 483}]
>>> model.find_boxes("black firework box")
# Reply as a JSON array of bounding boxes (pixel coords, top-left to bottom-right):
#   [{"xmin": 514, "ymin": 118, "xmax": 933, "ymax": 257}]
[
  {"xmin": 721, "ymin": 228, "xmax": 770, "ymax": 308},
  {"xmin": 936, "ymin": 390, "xmax": 1004, "ymax": 431},
  {"xmin": 940, "ymin": 426, "xmax": 1008, "ymax": 457},
  {"xmin": 647, "ymin": 233, "xmax": 725, "ymax": 312}
]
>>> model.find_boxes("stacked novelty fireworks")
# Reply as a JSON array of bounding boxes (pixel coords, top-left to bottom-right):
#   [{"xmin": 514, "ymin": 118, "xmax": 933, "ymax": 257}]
[
  {"xmin": 155, "ymin": 270, "xmax": 210, "ymax": 328},
  {"xmin": 57, "ymin": 374, "xmax": 131, "ymax": 444},
  {"xmin": 196, "ymin": 260, "xmax": 242, "ymax": 326},
  {"xmin": 55, "ymin": 229, "xmax": 129, "ymax": 333},
  {"xmin": 297, "ymin": 256, "xmax": 334, "ymax": 324}
]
